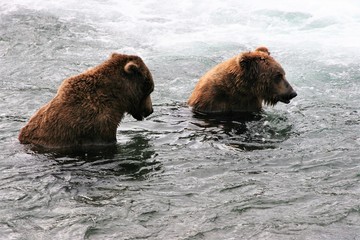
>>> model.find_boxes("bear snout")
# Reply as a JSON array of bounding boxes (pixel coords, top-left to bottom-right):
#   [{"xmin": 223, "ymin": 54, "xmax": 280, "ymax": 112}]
[
  {"xmin": 131, "ymin": 106, "xmax": 153, "ymax": 121},
  {"xmin": 279, "ymin": 91, "xmax": 297, "ymax": 104},
  {"xmin": 131, "ymin": 113, "xmax": 145, "ymax": 121},
  {"xmin": 289, "ymin": 91, "xmax": 297, "ymax": 100},
  {"xmin": 143, "ymin": 107, "xmax": 154, "ymax": 118}
]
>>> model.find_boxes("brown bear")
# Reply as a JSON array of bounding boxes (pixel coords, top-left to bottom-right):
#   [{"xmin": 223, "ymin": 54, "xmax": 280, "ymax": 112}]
[
  {"xmin": 188, "ymin": 46, "xmax": 297, "ymax": 116},
  {"xmin": 19, "ymin": 53, "xmax": 154, "ymax": 148}
]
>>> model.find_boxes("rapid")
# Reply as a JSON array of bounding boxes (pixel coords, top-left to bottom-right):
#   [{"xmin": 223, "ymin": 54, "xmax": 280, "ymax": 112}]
[{"xmin": 1, "ymin": 0, "xmax": 360, "ymax": 239}]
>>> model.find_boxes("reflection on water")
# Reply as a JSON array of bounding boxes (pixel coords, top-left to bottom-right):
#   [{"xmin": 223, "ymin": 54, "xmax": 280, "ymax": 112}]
[
  {"xmin": 127, "ymin": 103, "xmax": 294, "ymax": 153},
  {"xmin": 25, "ymin": 134, "xmax": 160, "ymax": 180},
  {"xmin": 190, "ymin": 110, "xmax": 293, "ymax": 151}
]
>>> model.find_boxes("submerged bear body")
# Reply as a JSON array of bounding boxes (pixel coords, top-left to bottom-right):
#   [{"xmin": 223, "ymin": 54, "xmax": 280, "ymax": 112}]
[
  {"xmin": 188, "ymin": 47, "xmax": 297, "ymax": 116},
  {"xmin": 19, "ymin": 53, "xmax": 154, "ymax": 148}
]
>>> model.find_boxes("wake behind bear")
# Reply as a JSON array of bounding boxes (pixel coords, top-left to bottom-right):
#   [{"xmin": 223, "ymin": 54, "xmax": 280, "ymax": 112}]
[
  {"xmin": 19, "ymin": 53, "xmax": 154, "ymax": 148},
  {"xmin": 188, "ymin": 47, "xmax": 297, "ymax": 118}
]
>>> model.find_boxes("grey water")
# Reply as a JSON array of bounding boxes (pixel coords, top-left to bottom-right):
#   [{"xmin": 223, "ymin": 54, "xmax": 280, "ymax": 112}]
[{"xmin": 1, "ymin": 0, "xmax": 360, "ymax": 239}]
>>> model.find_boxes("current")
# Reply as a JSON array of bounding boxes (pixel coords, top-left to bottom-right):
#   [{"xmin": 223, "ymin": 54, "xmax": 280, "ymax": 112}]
[{"xmin": 1, "ymin": 0, "xmax": 360, "ymax": 239}]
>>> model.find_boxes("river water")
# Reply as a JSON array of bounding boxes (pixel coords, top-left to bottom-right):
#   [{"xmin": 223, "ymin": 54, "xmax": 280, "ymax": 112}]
[{"xmin": 1, "ymin": 0, "xmax": 360, "ymax": 239}]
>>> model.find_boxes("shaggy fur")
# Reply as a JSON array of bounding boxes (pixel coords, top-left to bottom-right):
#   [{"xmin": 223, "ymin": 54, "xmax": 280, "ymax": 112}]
[
  {"xmin": 19, "ymin": 53, "xmax": 154, "ymax": 148},
  {"xmin": 188, "ymin": 46, "xmax": 297, "ymax": 115}
]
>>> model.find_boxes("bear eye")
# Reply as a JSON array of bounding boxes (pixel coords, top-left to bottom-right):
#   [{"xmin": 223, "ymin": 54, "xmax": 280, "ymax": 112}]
[
  {"xmin": 274, "ymin": 73, "xmax": 283, "ymax": 83},
  {"xmin": 143, "ymin": 77, "xmax": 154, "ymax": 94}
]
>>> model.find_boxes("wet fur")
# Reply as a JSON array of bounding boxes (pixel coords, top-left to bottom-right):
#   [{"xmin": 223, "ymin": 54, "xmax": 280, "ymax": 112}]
[
  {"xmin": 19, "ymin": 53, "xmax": 154, "ymax": 148},
  {"xmin": 188, "ymin": 47, "xmax": 296, "ymax": 115}
]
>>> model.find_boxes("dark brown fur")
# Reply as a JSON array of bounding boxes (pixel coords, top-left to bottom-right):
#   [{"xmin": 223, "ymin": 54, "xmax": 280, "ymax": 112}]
[
  {"xmin": 19, "ymin": 53, "xmax": 154, "ymax": 148},
  {"xmin": 188, "ymin": 46, "xmax": 297, "ymax": 115}
]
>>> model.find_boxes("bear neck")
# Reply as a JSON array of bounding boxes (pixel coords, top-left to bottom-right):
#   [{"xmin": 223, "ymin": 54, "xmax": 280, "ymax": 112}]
[
  {"xmin": 226, "ymin": 72, "xmax": 263, "ymax": 113},
  {"xmin": 91, "ymin": 63, "xmax": 136, "ymax": 117}
]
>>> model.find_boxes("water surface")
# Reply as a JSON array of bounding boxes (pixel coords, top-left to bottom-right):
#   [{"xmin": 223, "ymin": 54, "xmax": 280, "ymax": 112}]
[{"xmin": 1, "ymin": 0, "xmax": 360, "ymax": 239}]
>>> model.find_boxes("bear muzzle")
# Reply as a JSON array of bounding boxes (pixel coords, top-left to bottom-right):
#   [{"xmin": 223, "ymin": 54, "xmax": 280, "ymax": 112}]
[
  {"xmin": 143, "ymin": 107, "xmax": 154, "ymax": 119},
  {"xmin": 130, "ymin": 95, "xmax": 153, "ymax": 121},
  {"xmin": 279, "ymin": 91, "xmax": 297, "ymax": 104},
  {"xmin": 131, "ymin": 106, "xmax": 153, "ymax": 121}
]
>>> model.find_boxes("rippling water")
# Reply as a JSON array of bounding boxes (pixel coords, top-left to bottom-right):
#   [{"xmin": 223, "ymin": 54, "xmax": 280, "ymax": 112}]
[{"xmin": 1, "ymin": 0, "xmax": 360, "ymax": 239}]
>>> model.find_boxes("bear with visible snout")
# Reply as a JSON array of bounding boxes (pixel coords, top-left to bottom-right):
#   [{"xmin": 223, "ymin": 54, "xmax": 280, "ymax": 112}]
[
  {"xmin": 19, "ymin": 53, "xmax": 154, "ymax": 148},
  {"xmin": 188, "ymin": 47, "xmax": 297, "ymax": 116}
]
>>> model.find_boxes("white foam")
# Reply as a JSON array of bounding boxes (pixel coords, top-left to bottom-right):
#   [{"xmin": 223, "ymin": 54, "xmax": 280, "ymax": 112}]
[{"xmin": 3, "ymin": 0, "xmax": 360, "ymax": 63}]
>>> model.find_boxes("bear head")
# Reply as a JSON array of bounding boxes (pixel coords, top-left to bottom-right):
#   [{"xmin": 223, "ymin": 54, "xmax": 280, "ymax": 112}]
[
  {"xmin": 109, "ymin": 53, "xmax": 154, "ymax": 121},
  {"xmin": 238, "ymin": 47, "xmax": 297, "ymax": 106}
]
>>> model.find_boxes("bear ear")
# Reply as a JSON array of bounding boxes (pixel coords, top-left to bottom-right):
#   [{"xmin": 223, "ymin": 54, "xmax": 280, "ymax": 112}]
[
  {"xmin": 124, "ymin": 61, "xmax": 140, "ymax": 74},
  {"xmin": 255, "ymin": 46, "xmax": 270, "ymax": 55},
  {"xmin": 111, "ymin": 52, "xmax": 123, "ymax": 58},
  {"xmin": 238, "ymin": 52, "xmax": 259, "ymax": 81},
  {"xmin": 238, "ymin": 52, "xmax": 258, "ymax": 71}
]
